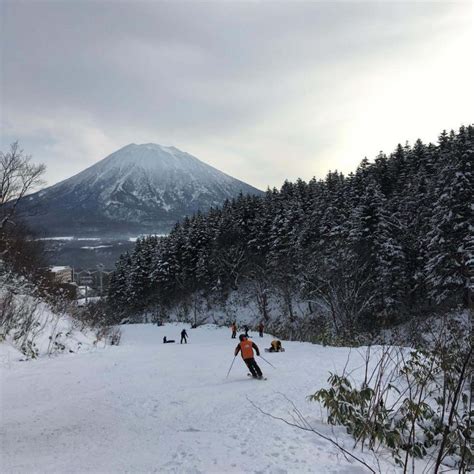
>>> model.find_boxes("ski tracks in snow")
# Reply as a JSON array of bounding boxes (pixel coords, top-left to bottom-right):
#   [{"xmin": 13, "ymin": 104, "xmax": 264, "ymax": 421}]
[{"xmin": 1, "ymin": 324, "xmax": 397, "ymax": 473}]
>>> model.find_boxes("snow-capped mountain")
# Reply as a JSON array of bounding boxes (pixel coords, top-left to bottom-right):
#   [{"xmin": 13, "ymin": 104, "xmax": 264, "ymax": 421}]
[{"xmin": 21, "ymin": 143, "xmax": 263, "ymax": 236}]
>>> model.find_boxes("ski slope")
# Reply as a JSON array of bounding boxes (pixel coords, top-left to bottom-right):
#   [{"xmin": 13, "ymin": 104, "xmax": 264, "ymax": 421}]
[{"xmin": 1, "ymin": 324, "xmax": 400, "ymax": 473}]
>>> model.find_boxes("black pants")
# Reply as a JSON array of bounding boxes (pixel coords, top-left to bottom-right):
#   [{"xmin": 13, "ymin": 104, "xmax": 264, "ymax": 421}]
[
  {"xmin": 181, "ymin": 336, "xmax": 187, "ymax": 344},
  {"xmin": 232, "ymin": 331, "xmax": 236, "ymax": 339},
  {"xmin": 245, "ymin": 358, "xmax": 262, "ymax": 377}
]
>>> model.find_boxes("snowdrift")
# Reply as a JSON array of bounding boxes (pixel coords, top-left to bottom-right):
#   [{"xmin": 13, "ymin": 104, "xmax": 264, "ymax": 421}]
[{"xmin": 0, "ymin": 275, "xmax": 99, "ymax": 365}]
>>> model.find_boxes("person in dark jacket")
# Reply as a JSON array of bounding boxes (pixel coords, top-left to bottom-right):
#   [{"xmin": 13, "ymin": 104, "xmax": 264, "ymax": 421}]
[
  {"xmin": 180, "ymin": 329, "xmax": 188, "ymax": 344},
  {"xmin": 234, "ymin": 334, "xmax": 263, "ymax": 379},
  {"xmin": 258, "ymin": 322, "xmax": 264, "ymax": 337},
  {"xmin": 231, "ymin": 322, "xmax": 237, "ymax": 339},
  {"xmin": 163, "ymin": 336, "xmax": 175, "ymax": 343},
  {"xmin": 243, "ymin": 325, "xmax": 249, "ymax": 337}
]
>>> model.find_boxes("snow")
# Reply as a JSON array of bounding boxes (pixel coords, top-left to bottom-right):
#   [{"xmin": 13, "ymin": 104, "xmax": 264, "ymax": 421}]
[
  {"xmin": 80, "ymin": 245, "xmax": 113, "ymax": 250},
  {"xmin": 76, "ymin": 296, "xmax": 101, "ymax": 306},
  {"xmin": 37, "ymin": 237, "xmax": 102, "ymax": 242},
  {"xmin": 50, "ymin": 265, "xmax": 71, "ymax": 272},
  {"xmin": 1, "ymin": 323, "xmax": 405, "ymax": 473},
  {"xmin": 0, "ymin": 297, "xmax": 97, "ymax": 361},
  {"xmin": 128, "ymin": 234, "xmax": 167, "ymax": 242},
  {"xmin": 37, "ymin": 236, "xmax": 75, "ymax": 241},
  {"xmin": 0, "ymin": 342, "xmax": 24, "ymax": 368},
  {"xmin": 23, "ymin": 143, "xmax": 263, "ymax": 236}
]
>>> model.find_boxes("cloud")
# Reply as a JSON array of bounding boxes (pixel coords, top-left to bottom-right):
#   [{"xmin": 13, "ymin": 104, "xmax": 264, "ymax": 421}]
[{"xmin": 1, "ymin": 1, "xmax": 472, "ymax": 189}]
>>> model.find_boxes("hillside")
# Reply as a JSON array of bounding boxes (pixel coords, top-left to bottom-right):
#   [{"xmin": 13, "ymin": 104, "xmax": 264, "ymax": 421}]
[
  {"xmin": 109, "ymin": 125, "xmax": 473, "ymax": 335},
  {"xmin": 19, "ymin": 144, "xmax": 263, "ymax": 236},
  {"xmin": 2, "ymin": 323, "xmax": 415, "ymax": 473}
]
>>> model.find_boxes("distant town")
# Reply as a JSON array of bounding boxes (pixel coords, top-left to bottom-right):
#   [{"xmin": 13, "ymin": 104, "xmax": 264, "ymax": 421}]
[{"xmin": 47, "ymin": 265, "xmax": 112, "ymax": 305}]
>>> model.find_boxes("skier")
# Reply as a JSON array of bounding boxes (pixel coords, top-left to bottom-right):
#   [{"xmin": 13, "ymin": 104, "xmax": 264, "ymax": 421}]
[
  {"xmin": 258, "ymin": 322, "xmax": 264, "ymax": 337},
  {"xmin": 243, "ymin": 325, "xmax": 249, "ymax": 337},
  {"xmin": 163, "ymin": 336, "xmax": 175, "ymax": 344},
  {"xmin": 180, "ymin": 329, "xmax": 188, "ymax": 344},
  {"xmin": 231, "ymin": 322, "xmax": 237, "ymax": 339},
  {"xmin": 234, "ymin": 334, "xmax": 263, "ymax": 379},
  {"xmin": 267, "ymin": 339, "xmax": 284, "ymax": 352}
]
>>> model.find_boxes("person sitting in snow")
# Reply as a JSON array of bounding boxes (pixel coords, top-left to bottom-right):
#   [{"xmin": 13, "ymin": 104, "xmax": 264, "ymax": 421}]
[
  {"xmin": 234, "ymin": 334, "xmax": 263, "ymax": 379},
  {"xmin": 180, "ymin": 329, "xmax": 188, "ymax": 344},
  {"xmin": 163, "ymin": 336, "xmax": 175, "ymax": 344},
  {"xmin": 268, "ymin": 339, "xmax": 283, "ymax": 352}
]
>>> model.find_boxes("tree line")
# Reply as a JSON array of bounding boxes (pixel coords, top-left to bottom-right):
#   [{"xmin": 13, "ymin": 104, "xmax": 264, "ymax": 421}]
[{"xmin": 108, "ymin": 125, "xmax": 473, "ymax": 334}]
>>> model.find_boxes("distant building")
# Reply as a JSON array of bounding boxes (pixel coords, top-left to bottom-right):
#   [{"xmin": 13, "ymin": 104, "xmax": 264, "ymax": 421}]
[
  {"xmin": 49, "ymin": 266, "xmax": 73, "ymax": 284},
  {"xmin": 73, "ymin": 269, "xmax": 112, "ymax": 294},
  {"xmin": 78, "ymin": 285, "xmax": 95, "ymax": 298}
]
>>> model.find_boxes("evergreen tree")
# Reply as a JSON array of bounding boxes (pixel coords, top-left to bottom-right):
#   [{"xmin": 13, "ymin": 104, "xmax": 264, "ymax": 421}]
[
  {"xmin": 107, "ymin": 124, "xmax": 473, "ymax": 331},
  {"xmin": 424, "ymin": 126, "xmax": 473, "ymax": 306}
]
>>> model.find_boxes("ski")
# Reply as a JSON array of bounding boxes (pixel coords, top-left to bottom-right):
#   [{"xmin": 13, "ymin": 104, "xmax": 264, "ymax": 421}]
[{"xmin": 247, "ymin": 373, "xmax": 267, "ymax": 380}]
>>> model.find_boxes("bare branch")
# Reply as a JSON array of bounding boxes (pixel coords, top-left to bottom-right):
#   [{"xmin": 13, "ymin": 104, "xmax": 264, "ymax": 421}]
[
  {"xmin": 0, "ymin": 141, "xmax": 46, "ymax": 230},
  {"xmin": 246, "ymin": 395, "xmax": 377, "ymax": 473}
]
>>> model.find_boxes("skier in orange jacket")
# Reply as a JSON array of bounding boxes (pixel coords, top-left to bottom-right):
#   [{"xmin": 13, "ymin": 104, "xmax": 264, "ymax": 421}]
[{"xmin": 234, "ymin": 334, "xmax": 263, "ymax": 379}]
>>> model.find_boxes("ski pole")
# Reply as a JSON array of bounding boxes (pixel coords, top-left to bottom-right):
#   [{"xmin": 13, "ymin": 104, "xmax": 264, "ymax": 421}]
[
  {"xmin": 226, "ymin": 355, "xmax": 237, "ymax": 379},
  {"xmin": 258, "ymin": 354, "xmax": 276, "ymax": 369}
]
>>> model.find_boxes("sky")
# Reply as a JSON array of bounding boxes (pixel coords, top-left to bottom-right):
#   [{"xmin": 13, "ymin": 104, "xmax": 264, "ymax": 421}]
[{"xmin": 1, "ymin": 1, "xmax": 473, "ymax": 191}]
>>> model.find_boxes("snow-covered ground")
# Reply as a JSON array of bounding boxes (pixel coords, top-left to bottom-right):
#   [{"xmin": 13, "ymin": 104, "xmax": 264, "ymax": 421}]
[
  {"xmin": 0, "ymin": 294, "xmax": 98, "ymax": 364},
  {"xmin": 1, "ymin": 324, "xmax": 405, "ymax": 473}
]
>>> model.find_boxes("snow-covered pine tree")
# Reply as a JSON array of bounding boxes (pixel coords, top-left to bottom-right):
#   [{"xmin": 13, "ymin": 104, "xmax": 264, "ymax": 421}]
[
  {"xmin": 108, "ymin": 252, "xmax": 133, "ymax": 309},
  {"xmin": 346, "ymin": 179, "xmax": 407, "ymax": 326},
  {"xmin": 424, "ymin": 125, "xmax": 474, "ymax": 306},
  {"xmin": 107, "ymin": 124, "xmax": 472, "ymax": 333}
]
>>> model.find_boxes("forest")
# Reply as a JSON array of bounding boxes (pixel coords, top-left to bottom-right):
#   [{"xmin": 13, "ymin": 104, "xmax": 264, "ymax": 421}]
[{"xmin": 108, "ymin": 125, "xmax": 473, "ymax": 339}]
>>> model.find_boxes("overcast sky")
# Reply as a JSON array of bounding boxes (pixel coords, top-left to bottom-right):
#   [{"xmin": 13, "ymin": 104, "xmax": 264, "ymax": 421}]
[{"xmin": 1, "ymin": 1, "xmax": 473, "ymax": 190}]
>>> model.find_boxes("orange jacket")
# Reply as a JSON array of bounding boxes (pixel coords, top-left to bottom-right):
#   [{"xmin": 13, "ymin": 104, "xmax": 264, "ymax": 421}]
[{"xmin": 235, "ymin": 339, "xmax": 260, "ymax": 359}]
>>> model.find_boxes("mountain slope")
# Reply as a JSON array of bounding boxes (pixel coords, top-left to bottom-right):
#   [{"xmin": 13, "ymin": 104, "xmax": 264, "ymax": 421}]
[
  {"xmin": 20, "ymin": 144, "xmax": 263, "ymax": 236},
  {"xmin": 1, "ymin": 323, "xmax": 404, "ymax": 473}
]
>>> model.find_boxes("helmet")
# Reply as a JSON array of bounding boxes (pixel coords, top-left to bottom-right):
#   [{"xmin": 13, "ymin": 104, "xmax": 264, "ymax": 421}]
[{"xmin": 239, "ymin": 334, "xmax": 247, "ymax": 342}]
